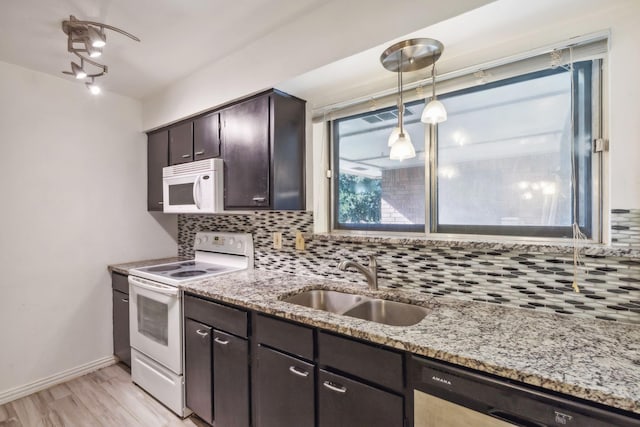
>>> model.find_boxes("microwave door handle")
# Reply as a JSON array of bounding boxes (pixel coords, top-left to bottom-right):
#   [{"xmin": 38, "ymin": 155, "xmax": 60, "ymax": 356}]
[{"xmin": 193, "ymin": 175, "xmax": 202, "ymax": 209}]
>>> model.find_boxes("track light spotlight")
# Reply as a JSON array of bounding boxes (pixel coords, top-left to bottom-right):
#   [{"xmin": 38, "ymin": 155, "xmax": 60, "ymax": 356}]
[
  {"xmin": 71, "ymin": 61, "xmax": 87, "ymax": 79},
  {"xmin": 87, "ymin": 26, "xmax": 106, "ymax": 48}
]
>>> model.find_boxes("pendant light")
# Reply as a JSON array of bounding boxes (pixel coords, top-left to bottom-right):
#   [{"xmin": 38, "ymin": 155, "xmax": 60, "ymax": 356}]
[
  {"xmin": 421, "ymin": 63, "xmax": 447, "ymax": 124},
  {"xmin": 380, "ymin": 38, "xmax": 444, "ymax": 161},
  {"xmin": 389, "ymin": 57, "xmax": 414, "ymax": 160}
]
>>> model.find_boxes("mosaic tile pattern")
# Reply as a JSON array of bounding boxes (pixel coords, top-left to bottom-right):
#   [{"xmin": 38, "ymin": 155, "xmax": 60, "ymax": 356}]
[
  {"xmin": 612, "ymin": 209, "xmax": 640, "ymax": 250},
  {"xmin": 178, "ymin": 211, "xmax": 640, "ymax": 324}
]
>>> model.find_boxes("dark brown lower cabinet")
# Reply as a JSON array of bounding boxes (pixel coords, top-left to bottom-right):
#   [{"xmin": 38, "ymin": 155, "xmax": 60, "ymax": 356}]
[
  {"xmin": 185, "ymin": 319, "xmax": 213, "ymax": 424},
  {"xmin": 112, "ymin": 289, "xmax": 130, "ymax": 367},
  {"xmin": 212, "ymin": 330, "xmax": 249, "ymax": 427},
  {"xmin": 318, "ymin": 369, "xmax": 404, "ymax": 427},
  {"xmin": 254, "ymin": 345, "xmax": 315, "ymax": 427}
]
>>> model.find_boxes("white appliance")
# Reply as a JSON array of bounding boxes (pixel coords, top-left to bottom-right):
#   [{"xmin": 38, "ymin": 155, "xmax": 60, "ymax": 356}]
[
  {"xmin": 162, "ymin": 158, "xmax": 224, "ymax": 214},
  {"xmin": 128, "ymin": 232, "xmax": 254, "ymax": 417}
]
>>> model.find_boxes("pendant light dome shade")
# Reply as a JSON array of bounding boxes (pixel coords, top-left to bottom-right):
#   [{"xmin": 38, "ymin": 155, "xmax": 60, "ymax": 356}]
[
  {"xmin": 387, "ymin": 126, "xmax": 401, "ymax": 147},
  {"xmin": 421, "ymin": 99, "xmax": 447, "ymax": 124},
  {"xmin": 389, "ymin": 133, "xmax": 416, "ymax": 161}
]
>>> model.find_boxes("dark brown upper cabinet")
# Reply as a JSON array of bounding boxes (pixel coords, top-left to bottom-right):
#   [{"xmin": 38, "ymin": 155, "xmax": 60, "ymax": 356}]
[
  {"xmin": 169, "ymin": 121, "xmax": 194, "ymax": 165},
  {"xmin": 222, "ymin": 90, "xmax": 306, "ymax": 211},
  {"xmin": 147, "ymin": 129, "xmax": 169, "ymax": 211},
  {"xmin": 194, "ymin": 112, "xmax": 221, "ymax": 161}
]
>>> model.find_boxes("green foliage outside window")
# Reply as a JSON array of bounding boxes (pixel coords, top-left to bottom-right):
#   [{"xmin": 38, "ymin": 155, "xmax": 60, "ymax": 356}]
[{"xmin": 338, "ymin": 174, "xmax": 381, "ymax": 223}]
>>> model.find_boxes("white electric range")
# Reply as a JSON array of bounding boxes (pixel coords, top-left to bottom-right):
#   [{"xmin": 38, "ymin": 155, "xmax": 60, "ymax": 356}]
[{"xmin": 127, "ymin": 231, "xmax": 253, "ymax": 417}]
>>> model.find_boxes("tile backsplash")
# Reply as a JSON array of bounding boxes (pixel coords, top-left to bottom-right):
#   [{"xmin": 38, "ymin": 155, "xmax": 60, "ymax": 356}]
[{"xmin": 178, "ymin": 211, "xmax": 640, "ymax": 324}]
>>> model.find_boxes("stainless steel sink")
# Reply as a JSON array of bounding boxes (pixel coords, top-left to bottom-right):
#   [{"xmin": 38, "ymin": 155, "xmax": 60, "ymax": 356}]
[
  {"xmin": 342, "ymin": 299, "xmax": 429, "ymax": 327},
  {"xmin": 282, "ymin": 289, "xmax": 429, "ymax": 326},
  {"xmin": 282, "ymin": 290, "xmax": 366, "ymax": 314}
]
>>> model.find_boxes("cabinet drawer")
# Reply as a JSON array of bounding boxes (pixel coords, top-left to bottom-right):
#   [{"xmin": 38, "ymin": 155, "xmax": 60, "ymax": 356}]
[
  {"xmin": 184, "ymin": 295, "xmax": 248, "ymax": 338},
  {"xmin": 112, "ymin": 272, "xmax": 128, "ymax": 294},
  {"xmin": 255, "ymin": 314, "xmax": 314, "ymax": 360},
  {"xmin": 318, "ymin": 331, "xmax": 403, "ymax": 392},
  {"xmin": 318, "ymin": 369, "xmax": 404, "ymax": 427}
]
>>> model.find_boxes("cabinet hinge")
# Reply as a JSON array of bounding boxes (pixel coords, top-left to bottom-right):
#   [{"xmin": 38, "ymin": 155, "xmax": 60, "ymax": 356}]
[
  {"xmin": 326, "ymin": 169, "xmax": 332, "ymax": 179},
  {"xmin": 594, "ymin": 138, "xmax": 609, "ymax": 153}
]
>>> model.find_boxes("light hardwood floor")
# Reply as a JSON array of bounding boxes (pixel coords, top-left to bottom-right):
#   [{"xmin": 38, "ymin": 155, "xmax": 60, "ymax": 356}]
[{"xmin": 0, "ymin": 364, "xmax": 208, "ymax": 427}]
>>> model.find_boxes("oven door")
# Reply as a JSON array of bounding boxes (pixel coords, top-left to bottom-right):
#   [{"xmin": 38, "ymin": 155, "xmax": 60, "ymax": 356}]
[{"xmin": 129, "ymin": 276, "xmax": 182, "ymax": 374}]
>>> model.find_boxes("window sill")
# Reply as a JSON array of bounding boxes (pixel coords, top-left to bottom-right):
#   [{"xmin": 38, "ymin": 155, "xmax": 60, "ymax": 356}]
[{"xmin": 312, "ymin": 232, "xmax": 639, "ymax": 258}]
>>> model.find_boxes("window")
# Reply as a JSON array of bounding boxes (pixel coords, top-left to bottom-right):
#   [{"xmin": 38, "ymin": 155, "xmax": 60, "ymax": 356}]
[
  {"xmin": 332, "ymin": 59, "xmax": 601, "ymax": 239},
  {"xmin": 333, "ymin": 101, "xmax": 426, "ymax": 232}
]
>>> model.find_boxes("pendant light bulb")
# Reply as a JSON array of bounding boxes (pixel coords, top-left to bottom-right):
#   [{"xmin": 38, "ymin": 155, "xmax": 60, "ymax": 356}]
[
  {"xmin": 389, "ymin": 132, "xmax": 416, "ymax": 161},
  {"xmin": 387, "ymin": 126, "xmax": 401, "ymax": 147}
]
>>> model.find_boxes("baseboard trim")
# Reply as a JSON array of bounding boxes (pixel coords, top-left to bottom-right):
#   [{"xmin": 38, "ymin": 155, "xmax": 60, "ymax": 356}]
[{"xmin": 0, "ymin": 355, "xmax": 118, "ymax": 405}]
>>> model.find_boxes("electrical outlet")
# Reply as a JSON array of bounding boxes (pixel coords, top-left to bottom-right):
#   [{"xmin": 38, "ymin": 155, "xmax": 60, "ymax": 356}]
[
  {"xmin": 273, "ymin": 232, "xmax": 283, "ymax": 249},
  {"xmin": 295, "ymin": 231, "xmax": 305, "ymax": 251}
]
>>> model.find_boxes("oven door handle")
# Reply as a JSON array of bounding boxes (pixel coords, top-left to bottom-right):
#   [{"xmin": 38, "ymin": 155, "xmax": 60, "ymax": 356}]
[
  {"xmin": 129, "ymin": 276, "xmax": 179, "ymax": 296},
  {"xmin": 193, "ymin": 175, "xmax": 202, "ymax": 210}
]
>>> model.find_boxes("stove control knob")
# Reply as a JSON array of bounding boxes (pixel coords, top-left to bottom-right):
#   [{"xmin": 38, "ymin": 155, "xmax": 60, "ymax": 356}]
[
  {"xmin": 237, "ymin": 242, "xmax": 243, "ymax": 250},
  {"xmin": 229, "ymin": 238, "xmax": 235, "ymax": 246},
  {"xmin": 196, "ymin": 237, "xmax": 202, "ymax": 245}
]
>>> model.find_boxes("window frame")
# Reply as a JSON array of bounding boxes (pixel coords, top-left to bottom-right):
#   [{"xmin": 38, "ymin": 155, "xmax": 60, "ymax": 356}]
[{"xmin": 329, "ymin": 58, "xmax": 605, "ymax": 243}]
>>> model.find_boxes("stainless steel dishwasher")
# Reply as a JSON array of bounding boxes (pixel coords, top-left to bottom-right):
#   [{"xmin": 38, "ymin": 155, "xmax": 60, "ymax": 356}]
[{"xmin": 410, "ymin": 355, "xmax": 640, "ymax": 427}]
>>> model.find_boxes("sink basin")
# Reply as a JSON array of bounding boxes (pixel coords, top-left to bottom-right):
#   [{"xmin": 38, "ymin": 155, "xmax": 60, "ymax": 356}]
[
  {"xmin": 342, "ymin": 299, "xmax": 429, "ymax": 327},
  {"xmin": 282, "ymin": 290, "xmax": 366, "ymax": 314}
]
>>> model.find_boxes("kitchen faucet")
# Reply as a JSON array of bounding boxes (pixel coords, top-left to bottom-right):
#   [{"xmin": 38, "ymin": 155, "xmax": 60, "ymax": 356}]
[{"xmin": 338, "ymin": 255, "xmax": 378, "ymax": 290}]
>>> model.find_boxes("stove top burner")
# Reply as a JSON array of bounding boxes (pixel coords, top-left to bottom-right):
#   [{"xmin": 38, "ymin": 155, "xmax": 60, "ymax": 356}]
[
  {"xmin": 147, "ymin": 264, "xmax": 182, "ymax": 272},
  {"xmin": 180, "ymin": 261, "xmax": 196, "ymax": 267},
  {"xmin": 171, "ymin": 270, "xmax": 208, "ymax": 278}
]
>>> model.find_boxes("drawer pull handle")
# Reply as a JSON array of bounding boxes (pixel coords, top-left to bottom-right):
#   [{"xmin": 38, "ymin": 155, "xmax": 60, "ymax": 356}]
[
  {"xmin": 158, "ymin": 201, "xmax": 164, "ymax": 205},
  {"xmin": 323, "ymin": 381, "xmax": 347, "ymax": 394},
  {"xmin": 181, "ymin": 154, "xmax": 191, "ymax": 158},
  {"xmin": 195, "ymin": 151, "xmax": 205, "ymax": 155},
  {"xmin": 121, "ymin": 298, "xmax": 129, "ymax": 303},
  {"xmin": 288, "ymin": 366, "xmax": 309, "ymax": 377},
  {"xmin": 214, "ymin": 337, "xmax": 229, "ymax": 345},
  {"xmin": 252, "ymin": 196, "xmax": 266, "ymax": 202},
  {"xmin": 196, "ymin": 329, "xmax": 209, "ymax": 337}
]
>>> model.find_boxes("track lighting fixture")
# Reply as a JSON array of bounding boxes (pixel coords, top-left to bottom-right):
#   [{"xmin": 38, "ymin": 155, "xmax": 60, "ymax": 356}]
[
  {"xmin": 61, "ymin": 15, "xmax": 139, "ymax": 94},
  {"xmin": 380, "ymin": 38, "xmax": 444, "ymax": 161}
]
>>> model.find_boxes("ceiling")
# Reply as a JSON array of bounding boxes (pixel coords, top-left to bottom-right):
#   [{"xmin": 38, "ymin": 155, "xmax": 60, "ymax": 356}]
[
  {"xmin": 0, "ymin": 0, "xmax": 328, "ymax": 99},
  {"xmin": 0, "ymin": 0, "xmax": 626, "ymax": 110}
]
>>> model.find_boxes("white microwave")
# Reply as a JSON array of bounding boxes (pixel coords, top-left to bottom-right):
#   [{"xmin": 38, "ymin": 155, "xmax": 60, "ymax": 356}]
[{"xmin": 162, "ymin": 158, "xmax": 223, "ymax": 213}]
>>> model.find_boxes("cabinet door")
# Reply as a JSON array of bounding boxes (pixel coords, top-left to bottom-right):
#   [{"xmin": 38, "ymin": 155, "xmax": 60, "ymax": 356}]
[
  {"xmin": 112, "ymin": 290, "xmax": 130, "ymax": 367},
  {"xmin": 194, "ymin": 113, "xmax": 220, "ymax": 160},
  {"xmin": 169, "ymin": 121, "xmax": 193, "ymax": 165},
  {"xmin": 318, "ymin": 369, "xmax": 404, "ymax": 427},
  {"xmin": 185, "ymin": 319, "xmax": 213, "ymax": 424},
  {"xmin": 213, "ymin": 330, "xmax": 249, "ymax": 427},
  {"xmin": 255, "ymin": 346, "xmax": 315, "ymax": 427},
  {"xmin": 147, "ymin": 130, "xmax": 168, "ymax": 211},
  {"xmin": 222, "ymin": 96, "xmax": 270, "ymax": 209}
]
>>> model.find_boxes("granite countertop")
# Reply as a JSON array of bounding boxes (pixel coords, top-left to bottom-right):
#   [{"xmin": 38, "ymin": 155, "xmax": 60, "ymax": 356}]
[{"xmin": 180, "ymin": 270, "xmax": 640, "ymax": 415}]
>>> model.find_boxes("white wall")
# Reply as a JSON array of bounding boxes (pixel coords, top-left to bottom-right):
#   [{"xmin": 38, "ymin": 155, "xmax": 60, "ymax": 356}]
[
  {"xmin": 0, "ymin": 60, "xmax": 177, "ymax": 397},
  {"xmin": 141, "ymin": 0, "xmax": 494, "ymax": 131}
]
